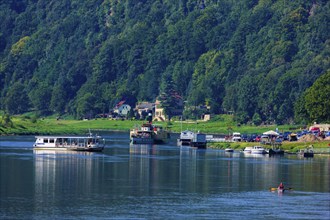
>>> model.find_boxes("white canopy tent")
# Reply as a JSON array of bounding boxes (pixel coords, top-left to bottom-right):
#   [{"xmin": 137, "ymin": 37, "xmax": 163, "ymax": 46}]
[{"xmin": 263, "ymin": 130, "xmax": 279, "ymax": 136}]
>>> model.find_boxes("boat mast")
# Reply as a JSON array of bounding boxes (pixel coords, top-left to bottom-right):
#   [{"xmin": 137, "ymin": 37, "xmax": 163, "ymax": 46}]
[{"xmin": 180, "ymin": 115, "xmax": 183, "ymax": 132}]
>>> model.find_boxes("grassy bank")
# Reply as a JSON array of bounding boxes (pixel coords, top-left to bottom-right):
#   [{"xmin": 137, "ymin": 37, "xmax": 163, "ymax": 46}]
[
  {"xmin": 209, "ymin": 141, "xmax": 330, "ymax": 154},
  {"xmin": 0, "ymin": 114, "xmax": 303, "ymax": 135},
  {"xmin": 0, "ymin": 117, "xmax": 139, "ymax": 135},
  {"xmin": 1, "ymin": 115, "xmax": 329, "ymax": 154}
]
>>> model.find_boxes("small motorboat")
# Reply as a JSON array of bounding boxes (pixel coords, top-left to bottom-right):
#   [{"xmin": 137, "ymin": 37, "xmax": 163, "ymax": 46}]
[
  {"xmin": 225, "ymin": 148, "xmax": 234, "ymax": 152},
  {"xmin": 268, "ymin": 148, "xmax": 284, "ymax": 155},
  {"xmin": 298, "ymin": 145, "xmax": 314, "ymax": 158},
  {"xmin": 243, "ymin": 146, "xmax": 253, "ymax": 153},
  {"xmin": 298, "ymin": 149, "xmax": 314, "ymax": 157},
  {"xmin": 251, "ymin": 146, "xmax": 267, "ymax": 154}
]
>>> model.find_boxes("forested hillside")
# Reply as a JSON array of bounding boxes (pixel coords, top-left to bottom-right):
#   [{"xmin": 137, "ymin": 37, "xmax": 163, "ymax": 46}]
[{"xmin": 0, "ymin": 0, "xmax": 329, "ymax": 124}]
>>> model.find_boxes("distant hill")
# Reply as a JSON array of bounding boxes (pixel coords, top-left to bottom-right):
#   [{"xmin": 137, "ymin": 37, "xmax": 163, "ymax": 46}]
[{"xmin": 0, "ymin": 0, "xmax": 329, "ymax": 123}]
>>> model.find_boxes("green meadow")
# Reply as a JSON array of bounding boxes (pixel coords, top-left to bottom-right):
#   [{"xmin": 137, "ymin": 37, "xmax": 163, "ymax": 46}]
[{"xmin": 0, "ymin": 114, "xmax": 301, "ymax": 135}]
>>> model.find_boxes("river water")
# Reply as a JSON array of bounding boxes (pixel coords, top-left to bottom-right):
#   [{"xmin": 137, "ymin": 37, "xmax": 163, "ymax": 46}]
[{"xmin": 0, "ymin": 132, "xmax": 329, "ymax": 219}]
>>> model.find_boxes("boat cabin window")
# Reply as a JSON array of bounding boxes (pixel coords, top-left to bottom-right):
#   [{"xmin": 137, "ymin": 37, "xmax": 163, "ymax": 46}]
[
  {"xmin": 49, "ymin": 138, "xmax": 55, "ymax": 143},
  {"xmin": 44, "ymin": 139, "xmax": 49, "ymax": 143}
]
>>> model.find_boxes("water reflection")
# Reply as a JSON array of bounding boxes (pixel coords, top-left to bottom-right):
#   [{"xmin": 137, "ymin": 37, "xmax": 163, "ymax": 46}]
[
  {"xmin": 33, "ymin": 150, "xmax": 105, "ymax": 211},
  {"xmin": 127, "ymin": 145, "xmax": 150, "ymax": 196},
  {"xmin": 242, "ymin": 152, "xmax": 268, "ymax": 158},
  {"xmin": 1, "ymin": 136, "xmax": 329, "ymax": 219},
  {"xmin": 224, "ymin": 151, "xmax": 241, "ymax": 158},
  {"xmin": 129, "ymin": 144, "xmax": 152, "ymax": 155},
  {"xmin": 127, "ymin": 145, "xmax": 293, "ymax": 194},
  {"xmin": 179, "ymin": 147, "xmax": 198, "ymax": 192}
]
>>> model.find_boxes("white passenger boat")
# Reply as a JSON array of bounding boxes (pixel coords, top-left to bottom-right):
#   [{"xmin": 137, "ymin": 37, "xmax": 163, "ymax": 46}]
[
  {"xmin": 251, "ymin": 146, "xmax": 267, "ymax": 154},
  {"xmin": 33, "ymin": 134, "xmax": 105, "ymax": 152}
]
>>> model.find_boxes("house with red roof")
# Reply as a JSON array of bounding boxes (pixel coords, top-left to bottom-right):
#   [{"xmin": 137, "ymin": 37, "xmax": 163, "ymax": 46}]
[{"xmin": 113, "ymin": 100, "xmax": 131, "ymax": 117}]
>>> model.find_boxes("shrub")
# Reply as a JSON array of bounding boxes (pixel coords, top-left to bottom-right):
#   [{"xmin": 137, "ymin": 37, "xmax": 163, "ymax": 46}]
[{"xmin": 2, "ymin": 114, "xmax": 13, "ymax": 127}]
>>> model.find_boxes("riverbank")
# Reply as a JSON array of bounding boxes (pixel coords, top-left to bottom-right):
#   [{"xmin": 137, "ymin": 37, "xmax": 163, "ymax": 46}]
[
  {"xmin": 0, "ymin": 117, "xmax": 137, "ymax": 135},
  {"xmin": 0, "ymin": 115, "xmax": 304, "ymax": 135},
  {"xmin": 208, "ymin": 141, "xmax": 330, "ymax": 155},
  {"xmin": 1, "ymin": 116, "xmax": 329, "ymax": 154}
]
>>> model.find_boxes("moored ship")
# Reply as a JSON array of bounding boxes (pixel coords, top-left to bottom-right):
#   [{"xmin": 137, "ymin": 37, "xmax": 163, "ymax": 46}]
[
  {"xmin": 33, "ymin": 134, "xmax": 105, "ymax": 152},
  {"xmin": 130, "ymin": 123, "xmax": 169, "ymax": 144},
  {"xmin": 177, "ymin": 130, "xmax": 207, "ymax": 149}
]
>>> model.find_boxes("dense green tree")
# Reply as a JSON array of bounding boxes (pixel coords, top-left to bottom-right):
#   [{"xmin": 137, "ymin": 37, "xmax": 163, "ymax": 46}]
[
  {"xmin": 236, "ymin": 74, "xmax": 259, "ymax": 119},
  {"xmin": 0, "ymin": 113, "xmax": 13, "ymax": 127},
  {"xmin": 252, "ymin": 112, "xmax": 262, "ymax": 126},
  {"xmin": 158, "ymin": 70, "xmax": 178, "ymax": 121},
  {"xmin": 0, "ymin": 0, "xmax": 328, "ymax": 124},
  {"xmin": 4, "ymin": 81, "xmax": 30, "ymax": 114},
  {"xmin": 234, "ymin": 111, "xmax": 249, "ymax": 125},
  {"xmin": 50, "ymin": 76, "xmax": 68, "ymax": 114},
  {"xmin": 304, "ymin": 70, "xmax": 330, "ymax": 123},
  {"xmin": 75, "ymin": 92, "xmax": 97, "ymax": 119},
  {"xmin": 172, "ymin": 61, "xmax": 193, "ymax": 98},
  {"xmin": 28, "ymin": 80, "xmax": 52, "ymax": 113},
  {"xmin": 293, "ymin": 94, "xmax": 309, "ymax": 124},
  {"xmin": 92, "ymin": 40, "xmax": 116, "ymax": 83}
]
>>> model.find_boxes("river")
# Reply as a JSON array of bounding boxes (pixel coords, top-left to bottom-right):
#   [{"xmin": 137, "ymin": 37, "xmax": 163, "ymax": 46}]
[{"xmin": 0, "ymin": 132, "xmax": 329, "ymax": 219}]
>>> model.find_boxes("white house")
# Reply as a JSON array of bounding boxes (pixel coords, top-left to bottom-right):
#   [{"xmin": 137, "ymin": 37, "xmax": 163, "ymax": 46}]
[{"xmin": 113, "ymin": 101, "xmax": 131, "ymax": 117}]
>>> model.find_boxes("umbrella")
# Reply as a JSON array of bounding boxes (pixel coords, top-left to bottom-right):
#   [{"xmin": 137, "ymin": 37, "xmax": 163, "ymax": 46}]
[{"xmin": 263, "ymin": 130, "xmax": 279, "ymax": 136}]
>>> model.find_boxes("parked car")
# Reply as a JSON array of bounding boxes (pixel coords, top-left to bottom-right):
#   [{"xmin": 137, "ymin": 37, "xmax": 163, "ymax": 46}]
[
  {"xmin": 283, "ymin": 131, "xmax": 291, "ymax": 141},
  {"xmin": 310, "ymin": 127, "xmax": 320, "ymax": 133},
  {"xmin": 232, "ymin": 132, "xmax": 242, "ymax": 142},
  {"xmin": 246, "ymin": 135, "xmax": 255, "ymax": 142},
  {"xmin": 241, "ymin": 134, "xmax": 248, "ymax": 142},
  {"xmin": 289, "ymin": 133, "xmax": 298, "ymax": 141},
  {"xmin": 254, "ymin": 135, "xmax": 261, "ymax": 142},
  {"xmin": 311, "ymin": 130, "xmax": 319, "ymax": 136},
  {"xmin": 301, "ymin": 130, "xmax": 309, "ymax": 136},
  {"xmin": 277, "ymin": 134, "xmax": 284, "ymax": 141},
  {"xmin": 296, "ymin": 132, "xmax": 303, "ymax": 140}
]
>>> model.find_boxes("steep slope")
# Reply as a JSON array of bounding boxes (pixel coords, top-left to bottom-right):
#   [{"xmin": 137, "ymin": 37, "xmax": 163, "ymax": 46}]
[{"xmin": 0, "ymin": 0, "xmax": 329, "ymax": 123}]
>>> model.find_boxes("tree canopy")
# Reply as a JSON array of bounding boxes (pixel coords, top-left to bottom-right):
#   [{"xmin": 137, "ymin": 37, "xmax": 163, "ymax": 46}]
[
  {"xmin": 0, "ymin": 0, "xmax": 329, "ymax": 123},
  {"xmin": 302, "ymin": 70, "xmax": 330, "ymax": 123}
]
